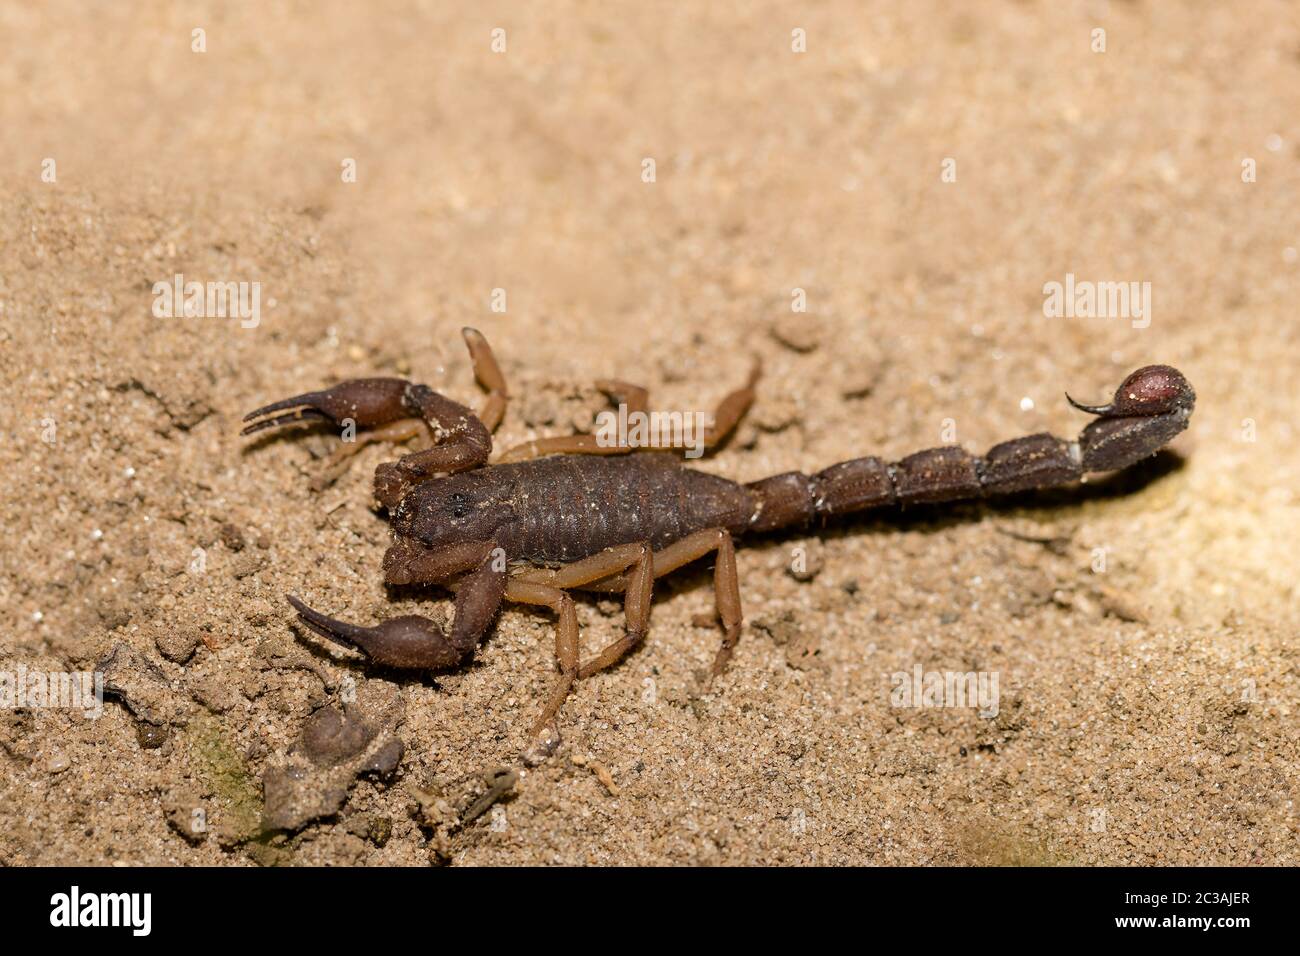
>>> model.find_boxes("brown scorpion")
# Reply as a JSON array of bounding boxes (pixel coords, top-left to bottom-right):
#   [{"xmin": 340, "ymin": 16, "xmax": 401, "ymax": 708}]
[{"xmin": 243, "ymin": 329, "xmax": 1195, "ymax": 739}]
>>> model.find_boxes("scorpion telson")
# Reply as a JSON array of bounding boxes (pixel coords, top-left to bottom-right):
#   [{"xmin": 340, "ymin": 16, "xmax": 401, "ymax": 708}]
[{"xmin": 244, "ymin": 329, "xmax": 1195, "ymax": 741}]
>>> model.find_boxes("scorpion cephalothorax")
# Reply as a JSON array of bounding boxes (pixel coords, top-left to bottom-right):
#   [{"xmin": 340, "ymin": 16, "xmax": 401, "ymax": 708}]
[{"xmin": 244, "ymin": 329, "xmax": 1194, "ymax": 740}]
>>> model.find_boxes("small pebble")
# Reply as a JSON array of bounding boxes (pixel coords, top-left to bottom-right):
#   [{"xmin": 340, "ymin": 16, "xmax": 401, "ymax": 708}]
[
  {"xmin": 523, "ymin": 722, "xmax": 562, "ymax": 767},
  {"xmin": 137, "ymin": 723, "xmax": 170, "ymax": 749},
  {"xmin": 769, "ymin": 316, "xmax": 824, "ymax": 353},
  {"xmin": 219, "ymin": 522, "xmax": 246, "ymax": 552},
  {"xmin": 590, "ymin": 761, "xmax": 621, "ymax": 797},
  {"xmin": 47, "ymin": 754, "xmax": 70, "ymax": 773},
  {"xmin": 299, "ymin": 706, "xmax": 375, "ymax": 767}
]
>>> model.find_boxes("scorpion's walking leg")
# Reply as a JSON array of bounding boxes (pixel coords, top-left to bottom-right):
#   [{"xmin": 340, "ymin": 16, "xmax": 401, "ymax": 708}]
[
  {"xmin": 504, "ymin": 580, "xmax": 579, "ymax": 737},
  {"xmin": 463, "ymin": 326, "xmax": 510, "ymax": 432},
  {"xmin": 308, "ymin": 419, "xmax": 432, "ymax": 492},
  {"xmin": 286, "ymin": 543, "xmax": 507, "ymax": 669},
  {"xmin": 595, "ymin": 381, "xmax": 649, "ymax": 417},
  {"xmin": 698, "ymin": 362, "xmax": 762, "ymax": 450},
  {"xmin": 576, "ymin": 529, "xmax": 743, "ymax": 681},
  {"xmin": 512, "ymin": 543, "xmax": 656, "ymax": 733},
  {"xmin": 497, "ymin": 362, "xmax": 760, "ymax": 462},
  {"xmin": 242, "ymin": 327, "xmax": 508, "ymax": 502},
  {"xmin": 647, "ymin": 529, "xmax": 742, "ymax": 680}
]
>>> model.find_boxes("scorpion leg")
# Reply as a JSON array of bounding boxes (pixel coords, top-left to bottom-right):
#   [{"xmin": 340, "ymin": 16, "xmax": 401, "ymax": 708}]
[
  {"xmin": 593, "ymin": 380, "xmax": 649, "ymax": 418},
  {"xmin": 698, "ymin": 360, "xmax": 762, "ymax": 450},
  {"xmin": 559, "ymin": 544, "xmax": 655, "ymax": 679},
  {"xmin": 503, "ymin": 580, "xmax": 580, "ymax": 737},
  {"xmin": 242, "ymin": 328, "xmax": 507, "ymax": 501},
  {"xmin": 510, "ymin": 542, "xmax": 655, "ymax": 734},
  {"xmin": 575, "ymin": 529, "xmax": 743, "ymax": 682},
  {"xmin": 496, "ymin": 361, "xmax": 760, "ymax": 462},
  {"xmin": 647, "ymin": 529, "xmax": 742, "ymax": 681},
  {"xmin": 309, "ymin": 419, "xmax": 432, "ymax": 492},
  {"xmin": 286, "ymin": 543, "xmax": 506, "ymax": 670},
  {"xmin": 495, "ymin": 380, "xmax": 648, "ymax": 461},
  {"xmin": 462, "ymin": 326, "xmax": 510, "ymax": 433}
]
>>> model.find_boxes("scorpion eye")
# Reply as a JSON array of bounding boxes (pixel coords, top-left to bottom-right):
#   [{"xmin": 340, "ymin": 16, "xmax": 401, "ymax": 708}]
[{"xmin": 448, "ymin": 491, "xmax": 469, "ymax": 519}]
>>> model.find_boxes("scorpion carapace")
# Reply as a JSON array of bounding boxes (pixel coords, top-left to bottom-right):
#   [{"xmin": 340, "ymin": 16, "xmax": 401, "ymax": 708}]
[{"xmin": 244, "ymin": 329, "xmax": 1195, "ymax": 740}]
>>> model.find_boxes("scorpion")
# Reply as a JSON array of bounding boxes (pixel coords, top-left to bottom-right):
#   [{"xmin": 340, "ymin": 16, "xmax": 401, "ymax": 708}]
[{"xmin": 243, "ymin": 329, "xmax": 1195, "ymax": 740}]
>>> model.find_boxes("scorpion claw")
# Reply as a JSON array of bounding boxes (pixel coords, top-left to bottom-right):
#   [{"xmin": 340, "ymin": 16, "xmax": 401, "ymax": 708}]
[
  {"xmin": 242, "ymin": 378, "xmax": 412, "ymax": 437},
  {"xmin": 286, "ymin": 595, "xmax": 464, "ymax": 670},
  {"xmin": 243, "ymin": 391, "xmax": 329, "ymax": 423},
  {"xmin": 286, "ymin": 594, "xmax": 375, "ymax": 650},
  {"xmin": 240, "ymin": 405, "xmax": 332, "ymax": 436}
]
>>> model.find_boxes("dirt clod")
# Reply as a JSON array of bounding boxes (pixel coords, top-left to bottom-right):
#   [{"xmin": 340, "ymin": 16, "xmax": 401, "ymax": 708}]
[
  {"xmin": 261, "ymin": 703, "xmax": 405, "ymax": 832},
  {"xmin": 98, "ymin": 642, "xmax": 188, "ymax": 727},
  {"xmin": 155, "ymin": 628, "xmax": 200, "ymax": 664},
  {"xmin": 299, "ymin": 706, "xmax": 375, "ymax": 767}
]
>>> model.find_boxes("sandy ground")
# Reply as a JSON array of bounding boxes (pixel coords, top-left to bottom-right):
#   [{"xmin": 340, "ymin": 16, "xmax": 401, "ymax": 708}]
[{"xmin": 1, "ymin": 1, "xmax": 1297, "ymax": 866}]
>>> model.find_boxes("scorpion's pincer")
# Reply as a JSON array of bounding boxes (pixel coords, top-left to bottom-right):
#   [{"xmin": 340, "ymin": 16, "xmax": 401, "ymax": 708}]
[
  {"xmin": 286, "ymin": 595, "xmax": 463, "ymax": 670},
  {"xmin": 241, "ymin": 378, "xmax": 410, "ymax": 436}
]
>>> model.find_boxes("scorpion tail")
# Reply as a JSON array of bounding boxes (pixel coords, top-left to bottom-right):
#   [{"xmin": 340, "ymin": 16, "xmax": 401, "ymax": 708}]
[{"xmin": 742, "ymin": 365, "xmax": 1195, "ymax": 532}]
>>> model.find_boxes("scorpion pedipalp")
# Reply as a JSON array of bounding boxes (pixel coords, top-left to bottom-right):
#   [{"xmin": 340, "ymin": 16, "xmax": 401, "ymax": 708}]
[
  {"xmin": 286, "ymin": 546, "xmax": 508, "ymax": 672},
  {"xmin": 242, "ymin": 329, "xmax": 509, "ymax": 497},
  {"xmin": 287, "ymin": 595, "xmax": 468, "ymax": 670},
  {"xmin": 241, "ymin": 378, "xmax": 413, "ymax": 436}
]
